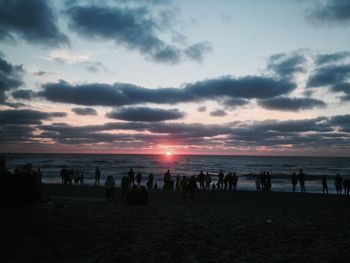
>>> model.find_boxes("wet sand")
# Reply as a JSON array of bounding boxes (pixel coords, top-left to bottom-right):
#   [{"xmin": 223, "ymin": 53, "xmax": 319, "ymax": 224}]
[{"xmin": 1, "ymin": 184, "xmax": 350, "ymax": 263}]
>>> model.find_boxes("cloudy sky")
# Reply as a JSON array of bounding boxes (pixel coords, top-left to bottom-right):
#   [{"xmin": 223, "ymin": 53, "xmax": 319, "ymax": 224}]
[{"xmin": 1, "ymin": 0, "xmax": 350, "ymax": 156}]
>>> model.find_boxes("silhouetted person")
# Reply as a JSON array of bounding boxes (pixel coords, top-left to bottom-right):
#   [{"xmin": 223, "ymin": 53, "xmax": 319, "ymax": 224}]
[
  {"xmin": 228, "ymin": 172, "xmax": 234, "ymax": 191},
  {"xmin": 298, "ymin": 169, "xmax": 305, "ymax": 193},
  {"xmin": 180, "ymin": 176, "xmax": 188, "ymax": 200},
  {"xmin": 95, "ymin": 167, "xmax": 101, "ymax": 186},
  {"xmin": 74, "ymin": 169, "xmax": 80, "ymax": 184},
  {"xmin": 0, "ymin": 156, "xmax": 10, "ymax": 176},
  {"xmin": 163, "ymin": 170, "xmax": 171, "ymax": 190},
  {"xmin": 205, "ymin": 172, "xmax": 211, "ymax": 190},
  {"xmin": 175, "ymin": 174, "xmax": 181, "ymax": 190},
  {"xmin": 255, "ymin": 174, "xmax": 261, "ymax": 191},
  {"xmin": 233, "ymin": 172, "xmax": 238, "ymax": 191},
  {"xmin": 322, "ymin": 175, "xmax": 328, "ymax": 194},
  {"xmin": 188, "ymin": 176, "xmax": 198, "ymax": 200},
  {"xmin": 260, "ymin": 171, "xmax": 266, "ymax": 191},
  {"xmin": 60, "ymin": 167, "xmax": 65, "ymax": 184},
  {"xmin": 198, "ymin": 170, "xmax": 205, "ymax": 190},
  {"xmin": 335, "ymin": 174, "xmax": 343, "ymax": 195},
  {"xmin": 136, "ymin": 171, "xmax": 142, "ymax": 187},
  {"xmin": 266, "ymin": 172, "xmax": 271, "ymax": 192},
  {"xmin": 147, "ymin": 173, "xmax": 154, "ymax": 190},
  {"xmin": 218, "ymin": 170, "xmax": 224, "ymax": 190},
  {"xmin": 105, "ymin": 175, "xmax": 116, "ymax": 202},
  {"xmin": 128, "ymin": 168, "xmax": 135, "ymax": 187},
  {"xmin": 291, "ymin": 172, "xmax": 298, "ymax": 192},
  {"xmin": 344, "ymin": 178, "xmax": 350, "ymax": 195}
]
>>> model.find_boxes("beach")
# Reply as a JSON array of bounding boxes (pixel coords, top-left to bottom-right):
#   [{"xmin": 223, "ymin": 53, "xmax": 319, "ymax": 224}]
[{"xmin": 1, "ymin": 184, "xmax": 350, "ymax": 263}]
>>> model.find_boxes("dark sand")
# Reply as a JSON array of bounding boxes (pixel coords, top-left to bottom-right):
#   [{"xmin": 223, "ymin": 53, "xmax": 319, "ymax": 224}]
[{"xmin": 1, "ymin": 184, "xmax": 350, "ymax": 263}]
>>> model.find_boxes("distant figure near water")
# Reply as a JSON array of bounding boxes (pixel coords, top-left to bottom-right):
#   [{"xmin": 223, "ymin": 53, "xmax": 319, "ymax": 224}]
[
  {"xmin": 218, "ymin": 170, "xmax": 224, "ymax": 190},
  {"xmin": 205, "ymin": 172, "xmax": 211, "ymax": 190},
  {"xmin": 95, "ymin": 167, "xmax": 101, "ymax": 186},
  {"xmin": 188, "ymin": 176, "xmax": 198, "ymax": 200},
  {"xmin": 180, "ymin": 176, "xmax": 188, "ymax": 200},
  {"xmin": 335, "ymin": 174, "xmax": 343, "ymax": 195},
  {"xmin": 322, "ymin": 175, "xmax": 328, "ymax": 194},
  {"xmin": 136, "ymin": 171, "xmax": 142, "ymax": 187},
  {"xmin": 344, "ymin": 178, "xmax": 350, "ymax": 195},
  {"xmin": 198, "ymin": 170, "xmax": 205, "ymax": 190},
  {"xmin": 146, "ymin": 173, "xmax": 154, "ymax": 190},
  {"xmin": 128, "ymin": 168, "xmax": 135, "ymax": 187}
]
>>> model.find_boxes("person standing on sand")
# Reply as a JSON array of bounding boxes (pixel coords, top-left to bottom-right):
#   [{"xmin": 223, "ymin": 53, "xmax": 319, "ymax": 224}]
[
  {"xmin": 105, "ymin": 175, "xmax": 116, "ymax": 202},
  {"xmin": 205, "ymin": 172, "xmax": 211, "ymax": 190},
  {"xmin": 298, "ymin": 169, "xmax": 305, "ymax": 193},
  {"xmin": 218, "ymin": 170, "xmax": 224, "ymax": 190},
  {"xmin": 233, "ymin": 172, "xmax": 238, "ymax": 191},
  {"xmin": 291, "ymin": 172, "xmax": 298, "ymax": 192},
  {"xmin": 136, "ymin": 171, "xmax": 142, "ymax": 187},
  {"xmin": 343, "ymin": 178, "xmax": 350, "ymax": 195},
  {"xmin": 322, "ymin": 175, "xmax": 328, "ymax": 194},
  {"xmin": 128, "ymin": 168, "xmax": 135, "ymax": 187},
  {"xmin": 95, "ymin": 167, "xmax": 101, "ymax": 186},
  {"xmin": 147, "ymin": 173, "xmax": 154, "ymax": 190},
  {"xmin": 335, "ymin": 174, "xmax": 343, "ymax": 195},
  {"xmin": 175, "ymin": 174, "xmax": 181, "ymax": 190},
  {"xmin": 255, "ymin": 174, "xmax": 261, "ymax": 191},
  {"xmin": 198, "ymin": 170, "xmax": 205, "ymax": 190}
]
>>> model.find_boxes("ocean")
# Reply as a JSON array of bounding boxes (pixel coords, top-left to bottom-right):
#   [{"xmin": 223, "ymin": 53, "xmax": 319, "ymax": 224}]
[{"xmin": 3, "ymin": 153, "xmax": 350, "ymax": 193}]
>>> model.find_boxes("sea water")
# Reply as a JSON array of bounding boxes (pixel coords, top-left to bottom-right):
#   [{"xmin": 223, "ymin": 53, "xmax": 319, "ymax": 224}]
[{"xmin": 3, "ymin": 154, "xmax": 350, "ymax": 193}]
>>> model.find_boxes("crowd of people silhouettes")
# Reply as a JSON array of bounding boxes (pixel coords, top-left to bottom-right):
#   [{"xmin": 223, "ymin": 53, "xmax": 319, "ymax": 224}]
[{"xmin": 1, "ymin": 155, "xmax": 350, "ymax": 205}]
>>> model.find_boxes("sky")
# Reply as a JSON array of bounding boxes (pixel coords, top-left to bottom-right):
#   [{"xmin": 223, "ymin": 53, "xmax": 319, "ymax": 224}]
[{"xmin": 1, "ymin": 0, "xmax": 350, "ymax": 156}]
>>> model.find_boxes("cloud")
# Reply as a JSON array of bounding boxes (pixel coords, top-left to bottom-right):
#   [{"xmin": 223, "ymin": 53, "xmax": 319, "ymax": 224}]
[
  {"xmin": 0, "ymin": 109, "xmax": 66, "ymax": 125},
  {"xmin": 11, "ymin": 89, "xmax": 35, "ymax": 99},
  {"xmin": 197, "ymin": 106, "xmax": 207, "ymax": 112},
  {"xmin": 222, "ymin": 98, "xmax": 249, "ymax": 110},
  {"xmin": 39, "ymin": 76, "xmax": 296, "ymax": 106},
  {"xmin": 306, "ymin": 64, "xmax": 350, "ymax": 90},
  {"xmin": 267, "ymin": 52, "xmax": 306, "ymax": 78},
  {"xmin": 184, "ymin": 42, "xmax": 213, "ymax": 62},
  {"xmin": 0, "ymin": 0, "xmax": 68, "ymax": 46},
  {"xmin": 66, "ymin": 5, "xmax": 211, "ymax": 64},
  {"xmin": 106, "ymin": 107, "xmax": 184, "ymax": 122},
  {"xmin": 258, "ymin": 97, "xmax": 327, "ymax": 111},
  {"xmin": 309, "ymin": 0, "xmax": 350, "ymax": 25},
  {"xmin": 331, "ymin": 82, "xmax": 350, "ymax": 101},
  {"xmin": 209, "ymin": 109, "xmax": 227, "ymax": 117},
  {"xmin": 72, "ymin": 107, "xmax": 98, "ymax": 116},
  {"xmin": 31, "ymin": 115, "xmax": 350, "ymax": 151},
  {"xmin": 314, "ymin": 51, "xmax": 350, "ymax": 66},
  {"xmin": 0, "ymin": 55, "xmax": 23, "ymax": 104}
]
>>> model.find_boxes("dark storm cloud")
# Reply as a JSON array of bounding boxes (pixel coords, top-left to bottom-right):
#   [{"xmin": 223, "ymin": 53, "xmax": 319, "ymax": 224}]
[
  {"xmin": 267, "ymin": 52, "xmax": 306, "ymax": 78},
  {"xmin": 39, "ymin": 76, "xmax": 296, "ymax": 106},
  {"xmin": 0, "ymin": 109, "xmax": 66, "ymax": 125},
  {"xmin": 258, "ymin": 97, "xmax": 327, "ymax": 111},
  {"xmin": 71, "ymin": 107, "xmax": 97, "ymax": 116},
  {"xmin": 0, "ymin": 124, "xmax": 36, "ymax": 142},
  {"xmin": 66, "ymin": 5, "xmax": 211, "ymax": 64},
  {"xmin": 306, "ymin": 64, "xmax": 350, "ymax": 88},
  {"xmin": 0, "ymin": 56, "xmax": 23, "ymax": 104},
  {"xmin": 106, "ymin": 107, "xmax": 184, "ymax": 122},
  {"xmin": 331, "ymin": 83, "xmax": 350, "ymax": 101},
  {"xmin": 314, "ymin": 52, "xmax": 350, "ymax": 66},
  {"xmin": 184, "ymin": 42, "xmax": 213, "ymax": 62},
  {"xmin": 11, "ymin": 89, "xmax": 35, "ymax": 100},
  {"xmin": 0, "ymin": 0, "xmax": 68, "ymax": 46},
  {"xmin": 309, "ymin": 0, "xmax": 350, "ymax": 24},
  {"xmin": 209, "ymin": 109, "xmax": 227, "ymax": 117}
]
